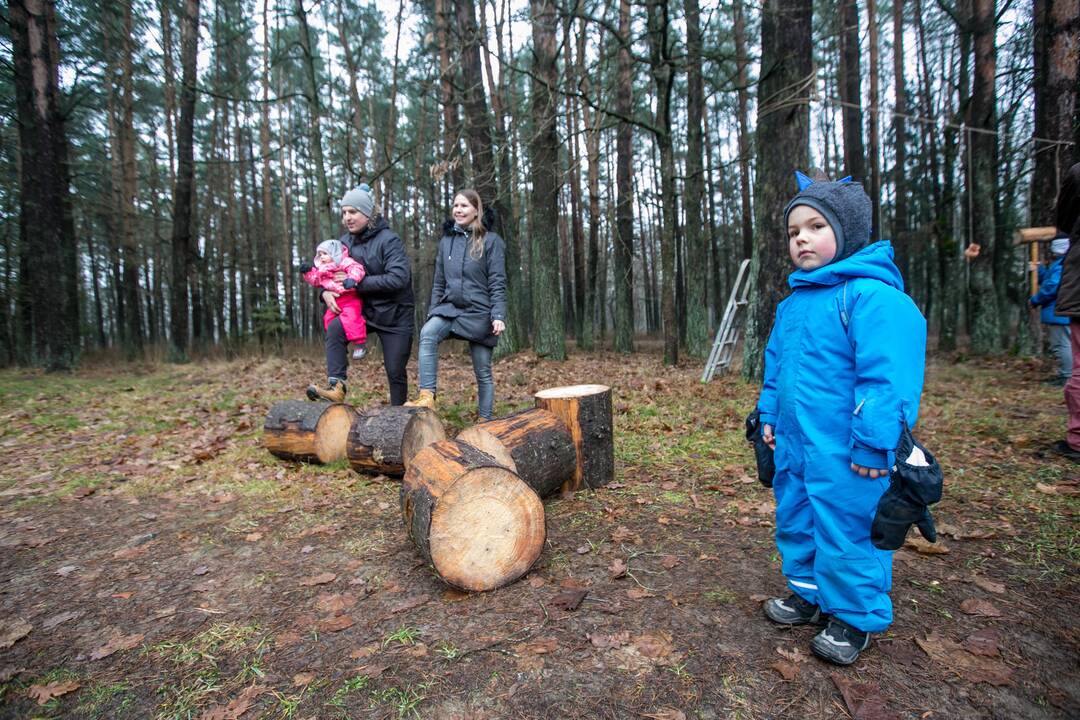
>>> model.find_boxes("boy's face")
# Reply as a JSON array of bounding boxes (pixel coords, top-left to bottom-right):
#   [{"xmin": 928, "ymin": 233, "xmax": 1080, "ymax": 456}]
[
  {"xmin": 315, "ymin": 250, "xmax": 333, "ymax": 265},
  {"xmin": 788, "ymin": 205, "xmax": 837, "ymax": 270}
]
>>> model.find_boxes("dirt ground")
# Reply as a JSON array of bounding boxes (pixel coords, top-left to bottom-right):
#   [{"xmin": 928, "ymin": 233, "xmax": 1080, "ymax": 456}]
[{"xmin": 0, "ymin": 344, "xmax": 1077, "ymax": 719}]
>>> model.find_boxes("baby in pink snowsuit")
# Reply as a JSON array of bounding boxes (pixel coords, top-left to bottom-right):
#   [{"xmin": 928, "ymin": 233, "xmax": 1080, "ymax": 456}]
[{"xmin": 302, "ymin": 239, "xmax": 368, "ymax": 359}]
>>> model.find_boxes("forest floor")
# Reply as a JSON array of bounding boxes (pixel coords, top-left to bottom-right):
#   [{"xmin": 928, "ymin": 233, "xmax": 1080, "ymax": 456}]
[{"xmin": 0, "ymin": 342, "xmax": 1077, "ymax": 720}]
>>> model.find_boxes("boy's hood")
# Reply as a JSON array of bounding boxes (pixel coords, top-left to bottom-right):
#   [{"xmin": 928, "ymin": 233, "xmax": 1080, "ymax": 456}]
[{"xmin": 788, "ymin": 240, "xmax": 904, "ymax": 290}]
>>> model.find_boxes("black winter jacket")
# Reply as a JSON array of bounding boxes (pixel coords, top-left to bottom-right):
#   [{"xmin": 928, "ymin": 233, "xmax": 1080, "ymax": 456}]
[
  {"xmin": 427, "ymin": 221, "xmax": 507, "ymax": 348},
  {"xmin": 340, "ymin": 216, "xmax": 415, "ymax": 333}
]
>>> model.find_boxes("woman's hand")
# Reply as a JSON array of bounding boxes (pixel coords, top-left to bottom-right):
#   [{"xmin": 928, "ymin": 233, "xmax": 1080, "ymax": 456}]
[
  {"xmin": 333, "ymin": 271, "xmax": 347, "ymax": 283},
  {"xmin": 492, "ymin": 320, "xmax": 505, "ymax": 336},
  {"xmin": 322, "ymin": 290, "xmax": 342, "ymax": 314},
  {"xmin": 762, "ymin": 424, "xmax": 776, "ymax": 450},
  {"xmin": 850, "ymin": 463, "xmax": 887, "ymax": 478}
]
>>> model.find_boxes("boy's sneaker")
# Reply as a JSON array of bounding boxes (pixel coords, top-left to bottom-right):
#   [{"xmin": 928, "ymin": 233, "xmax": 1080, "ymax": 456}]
[
  {"xmin": 352, "ymin": 346, "xmax": 367, "ymax": 360},
  {"xmin": 306, "ymin": 377, "xmax": 347, "ymax": 403},
  {"xmin": 763, "ymin": 593, "xmax": 826, "ymax": 626},
  {"xmin": 810, "ymin": 618, "xmax": 871, "ymax": 666}
]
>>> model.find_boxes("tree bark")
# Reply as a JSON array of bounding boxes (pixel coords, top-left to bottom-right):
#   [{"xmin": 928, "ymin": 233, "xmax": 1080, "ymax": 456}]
[
  {"xmin": 528, "ymin": 0, "xmax": 566, "ymax": 359},
  {"xmin": 9, "ymin": 0, "xmax": 79, "ymax": 370},
  {"xmin": 967, "ymin": 0, "xmax": 1000, "ymax": 354},
  {"xmin": 169, "ymin": 0, "xmax": 200, "ymax": 361},
  {"xmin": 646, "ymin": 0, "xmax": 678, "ymax": 366},
  {"xmin": 294, "ymin": 0, "xmax": 333, "ymax": 235},
  {"xmin": 733, "ymin": 0, "xmax": 754, "ymax": 260},
  {"xmin": 742, "ymin": 0, "xmax": 812, "ymax": 381},
  {"xmin": 867, "ymin": 0, "xmax": 882, "ymax": 237},
  {"xmin": 435, "ymin": 0, "xmax": 465, "ymax": 192},
  {"xmin": 683, "ymin": 0, "xmax": 708, "ymax": 357},
  {"xmin": 892, "ymin": 0, "xmax": 909, "ymax": 278},
  {"xmin": 613, "ymin": 0, "xmax": 635, "ymax": 353},
  {"xmin": 838, "ymin": 0, "xmax": 867, "ymax": 181}
]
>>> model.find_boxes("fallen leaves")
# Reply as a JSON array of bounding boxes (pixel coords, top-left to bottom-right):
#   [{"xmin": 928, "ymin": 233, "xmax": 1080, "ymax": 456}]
[
  {"xmin": 90, "ymin": 632, "xmax": 144, "ymax": 660},
  {"xmin": 587, "ymin": 630, "xmax": 631, "ymax": 649},
  {"xmin": 316, "ymin": 615, "xmax": 354, "ymax": 633},
  {"xmin": 42, "ymin": 611, "xmax": 82, "ymax": 631},
  {"xmin": 959, "ymin": 598, "xmax": 1003, "ymax": 617},
  {"xmin": 198, "ymin": 684, "xmax": 268, "ymax": 720},
  {"xmin": 627, "ymin": 587, "xmax": 655, "ymax": 600},
  {"xmin": 550, "ymin": 588, "xmax": 589, "ymax": 611},
  {"xmin": 0, "ymin": 619, "xmax": 32, "ymax": 650},
  {"xmin": 315, "ymin": 593, "xmax": 358, "ymax": 614},
  {"xmin": 609, "ymin": 557, "xmax": 628, "ymax": 578},
  {"xmin": 299, "ymin": 572, "xmax": 337, "ymax": 587},
  {"xmin": 916, "ymin": 632, "xmax": 1014, "ymax": 686},
  {"xmin": 962, "ymin": 628, "xmax": 1001, "ymax": 657},
  {"xmin": 27, "ymin": 680, "xmax": 80, "ymax": 705},
  {"xmin": 904, "ymin": 536, "xmax": 949, "ymax": 554},
  {"xmin": 831, "ymin": 673, "xmax": 902, "ymax": 720},
  {"xmin": 642, "ymin": 709, "xmax": 686, "ymax": 720}
]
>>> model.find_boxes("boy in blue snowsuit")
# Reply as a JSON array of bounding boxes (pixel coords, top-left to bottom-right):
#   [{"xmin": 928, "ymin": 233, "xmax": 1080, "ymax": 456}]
[
  {"xmin": 756, "ymin": 174, "xmax": 927, "ymax": 665},
  {"xmin": 1030, "ymin": 235, "xmax": 1072, "ymax": 386}
]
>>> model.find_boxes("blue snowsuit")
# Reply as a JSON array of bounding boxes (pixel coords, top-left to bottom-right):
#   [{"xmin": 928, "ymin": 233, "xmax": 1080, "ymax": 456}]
[
  {"xmin": 757, "ymin": 240, "xmax": 927, "ymax": 632},
  {"xmin": 1031, "ymin": 256, "xmax": 1069, "ymax": 326}
]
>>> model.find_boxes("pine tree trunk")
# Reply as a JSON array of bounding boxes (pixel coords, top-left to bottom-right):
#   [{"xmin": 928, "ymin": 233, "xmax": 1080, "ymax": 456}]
[
  {"xmin": 892, "ymin": 0, "xmax": 909, "ymax": 280},
  {"xmin": 435, "ymin": 0, "xmax": 464, "ymax": 192},
  {"xmin": 528, "ymin": 0, "xmax": 566, "ymax": 359},
  {"xmin": 867, "ymin": 0, "xmax": 882, "ymax": 237},
  {"xmin": 838, "ymin": 0, "xmax": 867, "ymax": 181},
  {"xmin": 294, "ymin": 0, "xmax": 332, "ymax": 236},
  {"xmin": 1032, "ymin": 0, "xmax": 1080, "ymax": 225},
  {"xmin": 9, "ymin": 0, "xmax": 79, "ymax": 370},
  {"xmin": 683, "ymin": 0, "xmax": 708, "ymax": 357},
  {"xmin": 733, "ymin": 0, "xmax": 754, "ymax": 260},
  {"xmin": 742, "ymin": 0, "xmax": 812, "ymax": 381},
  {"xmin": 646, "ymin": 0, "xmax": 678, "ymax": 366},
  {"xmin": 967, "ymin": 0, "xmax": 1000, "ymax": 354},
  {"xmin": 613, "ymin": 0, "xmax": 635, "ymax": 353}
]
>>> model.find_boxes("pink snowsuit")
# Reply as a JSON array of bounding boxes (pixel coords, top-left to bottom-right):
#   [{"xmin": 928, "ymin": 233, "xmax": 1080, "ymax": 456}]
[{"xmin": 303, "ymin": 256, "xmax": 367, "ymax": 344}]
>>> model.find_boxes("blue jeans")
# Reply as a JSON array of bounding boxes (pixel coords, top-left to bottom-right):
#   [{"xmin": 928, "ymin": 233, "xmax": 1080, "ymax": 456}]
[
  {"xmin": 1048, "ymin": 324, "xmax": 1073, "ymax": 380},
  {"xmin": 418, "ymin": 316, "xmax": 495, "ymax": 420}
]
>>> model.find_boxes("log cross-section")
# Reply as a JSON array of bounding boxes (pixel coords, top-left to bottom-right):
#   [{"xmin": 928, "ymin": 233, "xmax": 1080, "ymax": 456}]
[
  {"xmin": 455, "ymin": 407, "xmax": 576, "ymax": 498},
  {"xmin": 263, "ymin": 400, "xmax": 358, "ymax": 464},
  {"xmin": 347, "ymin": 405, "xmax": 447, "ymax": 477},
  {"xmin": 400, "ymin": 439, "xmax": 545, "ymax": 592},
  {"xmin": 534, "ymin": 384, "xmax": 615, "ymax": 492}
]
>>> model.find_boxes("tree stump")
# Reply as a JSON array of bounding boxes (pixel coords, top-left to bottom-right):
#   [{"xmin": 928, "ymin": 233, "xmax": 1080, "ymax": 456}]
[
  {"xmin": 263, "ymin": 400, "xmax": 357, "ymax": 464},
  {"xmin": 534, "ymin": 384, "xmax": 615, "ymax": 492},
  {"xmin": 401, "ymin": 439, "xmax": 545, "ymax": 592},
  {"xmin": 347, "ymin": 406, "xmax": 446, "ymax": 477},
  {"xmin": 456, "ymin": 408, "xmax": 576, "ymax": 498}
]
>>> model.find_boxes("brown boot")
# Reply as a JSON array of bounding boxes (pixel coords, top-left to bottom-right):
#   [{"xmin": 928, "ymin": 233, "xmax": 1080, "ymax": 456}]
[
  {"xmin": 306, "ymin": 377, "xmax": 347, "ymax": 403},
  {"xmin": 404, "ymin": 389, "xmax": 436, "ymax": 411}
]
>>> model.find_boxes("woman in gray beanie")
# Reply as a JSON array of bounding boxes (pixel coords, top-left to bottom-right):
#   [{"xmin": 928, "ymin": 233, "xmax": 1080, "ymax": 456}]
[{"xmin": 307, "ymin": 183, "xmax": 415, "ymax": 405}]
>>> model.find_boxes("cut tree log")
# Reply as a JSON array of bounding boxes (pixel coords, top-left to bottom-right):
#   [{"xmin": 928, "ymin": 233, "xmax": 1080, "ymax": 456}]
[
  {"xmin": 456, "ymin": 408, "xmax": 575, "ymax": 498},
  {"xmin": 347, "ymin": 406, "xmax": 446, "ymax": 476},
  {"xmin": 534, "ymin": 384, "xmax": 614, "ymax": 492},
  {"xmin": 264, "ymin": 400, "xmax": 357, "ymax": 464},
  {"xmin": 401, "ymin": 439, "xmax": 545, "ymax": 591}
]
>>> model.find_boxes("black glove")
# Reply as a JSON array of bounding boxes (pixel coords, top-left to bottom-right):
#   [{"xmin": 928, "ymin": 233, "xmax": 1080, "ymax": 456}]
[
  {"xmin": 343, "ymin": 278, "xmax": 357, "ymax": 290},
  {"xmin": 745, "ymin": 409, "xmax": 776, "ymax": 488},
  {"xmin": 299, "ymin": 262, "xmax": 313, "ymax": 274},
  {"xmin": 870, "ymin": 422, "xmax": 943, "ymax": 551}
]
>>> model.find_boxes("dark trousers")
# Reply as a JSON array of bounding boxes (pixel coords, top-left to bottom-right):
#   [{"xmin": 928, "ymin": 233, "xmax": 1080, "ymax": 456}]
[{"xmin": 326, "ymin": 318, "xmax": 413, "ymax": 405}]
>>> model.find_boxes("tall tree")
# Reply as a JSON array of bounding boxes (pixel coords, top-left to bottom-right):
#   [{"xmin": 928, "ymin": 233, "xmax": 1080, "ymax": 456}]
[
  {"xmin": 528, "ymin": 0, "xmax": 565, "ymax": 359},
  {"xmin": 294, "ymin": 0, "xmax": 333, "ymax": 235},
  {"xmin": 742, "ymin": 0, "xmax": 813, "ymax": 380},
  {"xmin": 867, "ymin": 0, "xmax": 882, "ymax": 236},
  {"xmin": 613, "ymin": 0, "xmax": 635, "ymax": 353},
  {"xmin": 733, "ymin": 0, "xmax": 753, "ymax": 260},
  {"xmin": 169, "ymin": 0, "xmax": 200, "ymax": 361},
  {"xmin": 683, "ymin": 0, "xmax": 709, "ymax": 357},
  {"xmin": 966, "ymin": 0, "xmax": 1000, "ymax": 353},
  {"xmin": 838, "ymin": 0, "xmax": 867, "ymax": 181},
  {"xmin": 117, "ymin": 0, "xmax": 143, "ymax": 356},
  {"xmin": 9, "ymin": 0, "xmax": 79, "ymax": 370},
  {"xmin": 646, "ymin": 0, "xmax": 678, "ymax": 366},
  {"xmin": 1031, "ymin": 0, "xmax": 1079, "ymax": 225},
  {"xmin": 892, "ymin": 0, "xmax": 909, "ymax": 276}
]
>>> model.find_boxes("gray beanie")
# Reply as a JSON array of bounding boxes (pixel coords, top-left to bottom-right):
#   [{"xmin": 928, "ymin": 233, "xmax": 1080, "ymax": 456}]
[
  {"xmin": 783, "ymin": 173, "xmax": 873, "ymax": 264},
  {"xmin": 340, "ymin": 183, "xmax": 375, "ymax": 218},
  {"xmin": 316, "ymin": 239, "xmax": 346, "ymax": 265}
]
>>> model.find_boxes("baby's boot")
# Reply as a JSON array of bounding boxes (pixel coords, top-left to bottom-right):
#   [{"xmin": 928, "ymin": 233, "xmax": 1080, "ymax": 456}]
[
  {"xmin": 306, "ymin": 377, "xmax": 347, "ymax": 403},
  {"xmin": 352, "ymin": 343, "xmax": 367, "ymax": 360}
]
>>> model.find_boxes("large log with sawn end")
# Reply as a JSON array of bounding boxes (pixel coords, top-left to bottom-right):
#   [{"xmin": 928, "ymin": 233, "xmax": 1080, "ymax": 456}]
[
  {"xmin": 264, "ymin": 400, "xmax": 357, "ymax": 464},
  {"xmin": 347, "ymin": 406, "xmax": 446, "ymax": 476},
  {"xmin": 400, "ymin": 439, "xmax": 545, "ymax": 592},
  {"xmin": 455, "ymin": 408, "xmax": 575, "ymax": 498},
  {"xmin": 534, "ymin": 384, "xmax": 614, "ymax": 493}
]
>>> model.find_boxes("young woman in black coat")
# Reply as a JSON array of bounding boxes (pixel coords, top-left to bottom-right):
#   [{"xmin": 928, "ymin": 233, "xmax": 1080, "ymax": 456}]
[
  {"xmin": 406, "ymin": 189, "xmax": 506, "ymax": 419},
  {"xmin": 308, "ymin": 183, "xmax": 415, "ymax": 405}
]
